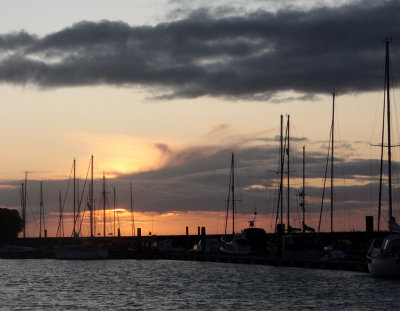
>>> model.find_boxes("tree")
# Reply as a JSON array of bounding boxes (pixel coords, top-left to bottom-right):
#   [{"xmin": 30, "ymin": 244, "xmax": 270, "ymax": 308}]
[{"xmin": 0, "ymin": 208, "xmax": 23, "ymax": 239}]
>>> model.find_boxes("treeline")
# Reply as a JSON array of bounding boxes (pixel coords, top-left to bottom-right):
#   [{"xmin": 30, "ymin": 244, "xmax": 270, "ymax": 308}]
[{"xmin": 0, "ymin": 208, "xmax": 22, "ymax": 239}]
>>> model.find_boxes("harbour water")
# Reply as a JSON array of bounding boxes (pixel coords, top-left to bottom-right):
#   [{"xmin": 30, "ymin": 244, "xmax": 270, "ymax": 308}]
[{"xmin": 0, "ymin": 259, "xmax": 399, "ymax": 310}]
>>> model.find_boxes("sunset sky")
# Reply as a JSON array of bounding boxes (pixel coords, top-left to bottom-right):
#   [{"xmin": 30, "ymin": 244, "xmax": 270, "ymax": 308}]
[{"xmin": 1, "ymin": 0, "xmax": 400, "ymax": 237}]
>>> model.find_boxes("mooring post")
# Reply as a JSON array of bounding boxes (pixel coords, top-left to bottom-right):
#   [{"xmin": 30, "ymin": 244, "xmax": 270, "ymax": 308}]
[
  {"xmin": 137, "ymin": 227, "xmax": 142, "ymax": 250},
  {"xmin": 366, "ymin": 216, "xmax": 374, "ymax": 247},
  {"xmin": 366, "ymin": 216, "xmax": 373, "ymax": 233}
]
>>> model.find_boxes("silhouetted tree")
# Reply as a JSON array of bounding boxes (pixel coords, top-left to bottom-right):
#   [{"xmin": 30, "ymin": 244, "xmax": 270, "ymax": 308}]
[{"xmin": 0, "ymin": 208, "xmax": 23, "ymax": 239}]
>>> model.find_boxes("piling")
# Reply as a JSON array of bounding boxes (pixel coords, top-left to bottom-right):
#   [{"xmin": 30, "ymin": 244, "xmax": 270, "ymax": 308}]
[{"xmin": 366, "ymin": 216, "xmax": 373, "ymax": 232}]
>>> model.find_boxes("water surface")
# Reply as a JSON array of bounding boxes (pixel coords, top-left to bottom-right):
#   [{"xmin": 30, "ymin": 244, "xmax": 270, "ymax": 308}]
[{"xmin": 0, "ymin": 259, "xmax": 398, "ymax": 310}]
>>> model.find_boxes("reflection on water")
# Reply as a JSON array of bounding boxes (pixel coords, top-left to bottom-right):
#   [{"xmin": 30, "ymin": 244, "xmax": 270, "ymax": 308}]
[{"xmin": 0, "ymin": 259, "xmax": 398, "ymax": 310}]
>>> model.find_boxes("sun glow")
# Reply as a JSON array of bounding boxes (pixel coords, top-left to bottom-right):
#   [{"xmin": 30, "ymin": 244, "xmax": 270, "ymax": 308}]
[
  {"xmin": 65, "ymin": 132, "xmax": 168, "ymax": 178},
  {"xmin": 23, "ymin": 204, "xmax": 374, "ymax": 238}
]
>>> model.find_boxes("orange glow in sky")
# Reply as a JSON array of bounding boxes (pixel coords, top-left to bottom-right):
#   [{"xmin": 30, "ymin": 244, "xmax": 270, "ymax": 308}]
[{"xmin": 22, "ymin": 206, "xmax": 372, "ymax": 238}]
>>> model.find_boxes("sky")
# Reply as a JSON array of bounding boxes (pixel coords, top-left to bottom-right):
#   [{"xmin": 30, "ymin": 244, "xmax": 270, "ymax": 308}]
[{"xmin": 0, "ymin": 0, "xmax": 400, "ymax": 237}]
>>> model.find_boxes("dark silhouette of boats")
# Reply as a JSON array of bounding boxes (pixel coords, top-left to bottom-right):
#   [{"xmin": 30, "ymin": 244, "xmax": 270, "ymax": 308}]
[
  {"xmin": 367, "ymin": 38, "xmax": 400, "ymax": 277},
  {"xmin": 220, "ymin": 153, "xmax": 269, "ymax": 255}
]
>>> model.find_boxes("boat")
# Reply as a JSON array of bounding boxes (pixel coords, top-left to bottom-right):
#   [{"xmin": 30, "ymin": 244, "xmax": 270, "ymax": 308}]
[
  {"xmin": 279, "ymin": 142, "xmax": 323, "ymax": 260},
  {"xmin": 0, "ymin": 245, "xmax": 36, "ymax": 259},
  {"xmin": 367, "ymin": 38, "xmax": 400, "ymax": 277},
  {"xmin": 54, "ymin": 244, "xmax": 108, "ymax": 260},
  {"xmin": 220, "ymin": 153, "xmax": 269, "ymax": 255},
  {"xmin": 280, "ymin": 233, "xmax": 324, "ymax": 260},
  {"xmin": 221, "ymin": 227, "xmax": 269, "ymax": 255},
  {"xmin": 192, "ymin": 237, "xmax": 221, "ymax": 254}
]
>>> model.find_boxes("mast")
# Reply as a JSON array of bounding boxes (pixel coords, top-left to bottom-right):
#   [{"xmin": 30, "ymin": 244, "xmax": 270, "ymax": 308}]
[
  {"xmin": 287, "ymin": 115, "xmax": 290, "ymax": 231},
  {"xmin": 280, "ymin": 114, "xmax": 284, "ymax": 228},
  {"xmin": 39, "ymin": 181, "xmax": 44, "ymax": 238},
  {"xmin": 224, "ymin": 155, "xmax": 231, "ymax": 236},
  {"xmin": 231, "ymin": 152, "xmax": 235, "ymax": 234},
  {"xmin": 24, "ymin": 172, "xmax": 27, "ymax": 238},
  {"xmin": 73, "ymin": 158, "xmax": 76, "ymax": 237},
  {"xmin": 331, "ymin": 92, "xmax": 335, "ymax": 233},
  {"xmin": 90, "ymin": 155, "xmax": 94, "ymax": 237},
  {"xmin": 115, "ymin": 187, "xmax": 120, "ymax": 237},
  {"xmin": 21, "ymin": 172, "xmax": 27, "ymax": 238},
  {"xmin": 378, "ymin": 100, "xmax": 385, "ymax": 231},
  {"xmin": 113, "ymin": 187, "xmax": 116, "ymax": 237},
  {"xmin": 59, "ymin": 190, "xmax": 64, "ymax": 237},
  {"xmin": 385, "ymin": 38, "xmax": 394, "ymax": 224},
  {"xmin": 130, "ymin": 182, "xmax": 135, "ymax": 236},
  {"xmin": 223, "ymin": 152, "xmax": 240, "ymax": 236},
  {"xmin": 103, "ymin": 172, "xmax": 106, "ymax": 237},
  {"xmin": 302, "ymin": 146, "xmax": 305, "ymax": 232},
  {"xmin": 20, "ymin": 183, "xmax": 24, "ymax": 238}
]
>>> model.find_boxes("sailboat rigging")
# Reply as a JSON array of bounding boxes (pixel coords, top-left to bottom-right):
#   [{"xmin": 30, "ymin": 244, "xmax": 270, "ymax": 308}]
[
  {"xmin": 39, "ymin": 181, "xmax": 46, "ymax": 238},
  {"xmin": 220, "ymin": 152, "xmax": 268, "ymax": 255},
  {"xmin": 58, "ymin": 190, "xmax": 64, "ymax": 238},
  {"xmin": 299, "ymin": 146, "xmax": 315, "ymax": 233},
  {"xmin": 130, "ymin": 182, "xmax": 136, "ymax": 237},
  {"xmin": 223, "ymin": 152, "xmax": 238, "ymax": 236},
  {"xmin": 20, "ymin": 172, "xmax": 27, "ymax": 238},
  {"xmin": 318, "ymin": 92, "xmax": 335, "ymax": 232},
  {"xmin": 102, "ymin": 173, "xmax": 107, "ymax": 237},
  {"xmin": 367, "ymin": 38, "xmax": 400, "ymax": 276},
  {"xmin": 275, "ymin": 115, "xmax": 288, "ymax": 233}
]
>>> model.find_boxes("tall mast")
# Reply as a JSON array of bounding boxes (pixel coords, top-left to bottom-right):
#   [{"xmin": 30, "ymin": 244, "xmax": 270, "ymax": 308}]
[
  {"xmin": 24, "ymin": 172, "xmax": 27, "ymax": 238},
  {"xmin": 59, "ymin": 190, "xmax": 64, "ymax": 238},
  {"xmin": 302, "ymin": 146, "xmax": 306, "ymax": 232},
  {"xmin": 73, "ymin": 158, "xmax": 76, "ymax": 236},
  {"xmin": 90, "ymin": 155, "xmax": 94, "ymax": 237},
  {"xmin": 113, "ymin": 187, "xmax": 116, "ymax": 237},
  {"xmin": 331, "ymin": 92, "xmax": 335, "ymax": 233},
  {"xmin": 377, "ymin": 99, "xmax": 385, "ymax": 231},
  {"xmin": 231, "ymin": 152, "xmax": 235, "ymax": 234},
  {"xmin": 103, "ymin": 172, "xmax": 106, "ymax": 237},
  {"xmin": 20, "ymin": 183, "xmax": 24, "ymax": 238},
  {"xmin": 385, "ymin": 38, "xmax": 394, "ymax": 223},
  {"xmin": 224, "ymin": 155, "xmax": 231, "ymax": 236},
  {"xmin": 287, "ymin": 115, "xmax": 290, "ymax": 231},
  {"xmin": 130, "ymin": 182, "xmax": 135, "ymax": 236},
  {"xmin": 39, "ymin": 181, "xmax": 44, "ymax": 238},
  {"xmin": 280, "ymin": 114, "xmax": 284, "ymax": 228},
  {"xmin": 21, "ymin": 172, "xmax": 27, "ymax": 238}
]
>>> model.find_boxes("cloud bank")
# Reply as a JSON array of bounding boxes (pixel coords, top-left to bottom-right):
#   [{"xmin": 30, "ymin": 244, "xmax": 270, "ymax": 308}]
[{"xmin": 0, "ymin": 0, "xmax": 399, "ymax": 99}]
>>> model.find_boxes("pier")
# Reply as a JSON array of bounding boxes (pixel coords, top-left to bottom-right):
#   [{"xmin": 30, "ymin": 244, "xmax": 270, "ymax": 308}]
[{"xmin": 0, "ymin": 231, "xmax": 382, "ymax": 274}]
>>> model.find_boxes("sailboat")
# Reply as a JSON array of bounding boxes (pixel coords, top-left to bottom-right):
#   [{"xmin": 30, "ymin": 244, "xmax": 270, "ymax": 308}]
[
  {"xmin": 54, "ymin": 156, "xmax": 108, "ymax": 260},
  {"xmin": 367, "ymin": 38, "xmax": 400, "ymax": 277},
  {"xmin": 220, "ymin": 153, "xmax": 269, "ymax": 255},
  {"xmin": 280, "ymin": 144, "xmax": 322, "ymax": 260}
]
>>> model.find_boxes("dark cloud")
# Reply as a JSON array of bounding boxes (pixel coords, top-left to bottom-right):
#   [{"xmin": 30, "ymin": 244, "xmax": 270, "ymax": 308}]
[{"xmin": 0, "ymin": 0, "xmax": 399, "ymax": 99}]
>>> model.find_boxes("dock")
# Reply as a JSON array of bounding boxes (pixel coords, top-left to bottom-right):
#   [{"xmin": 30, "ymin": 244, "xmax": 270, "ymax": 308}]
[{"xmin": 0, "ymin": 231, "xmax": 377, "ymax": 273}]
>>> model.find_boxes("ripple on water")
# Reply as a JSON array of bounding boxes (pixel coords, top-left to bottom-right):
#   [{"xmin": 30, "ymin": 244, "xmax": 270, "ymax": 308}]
[{"xmin": 0, "ymin": 259, "xmax": 399, "ymax": 310}]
